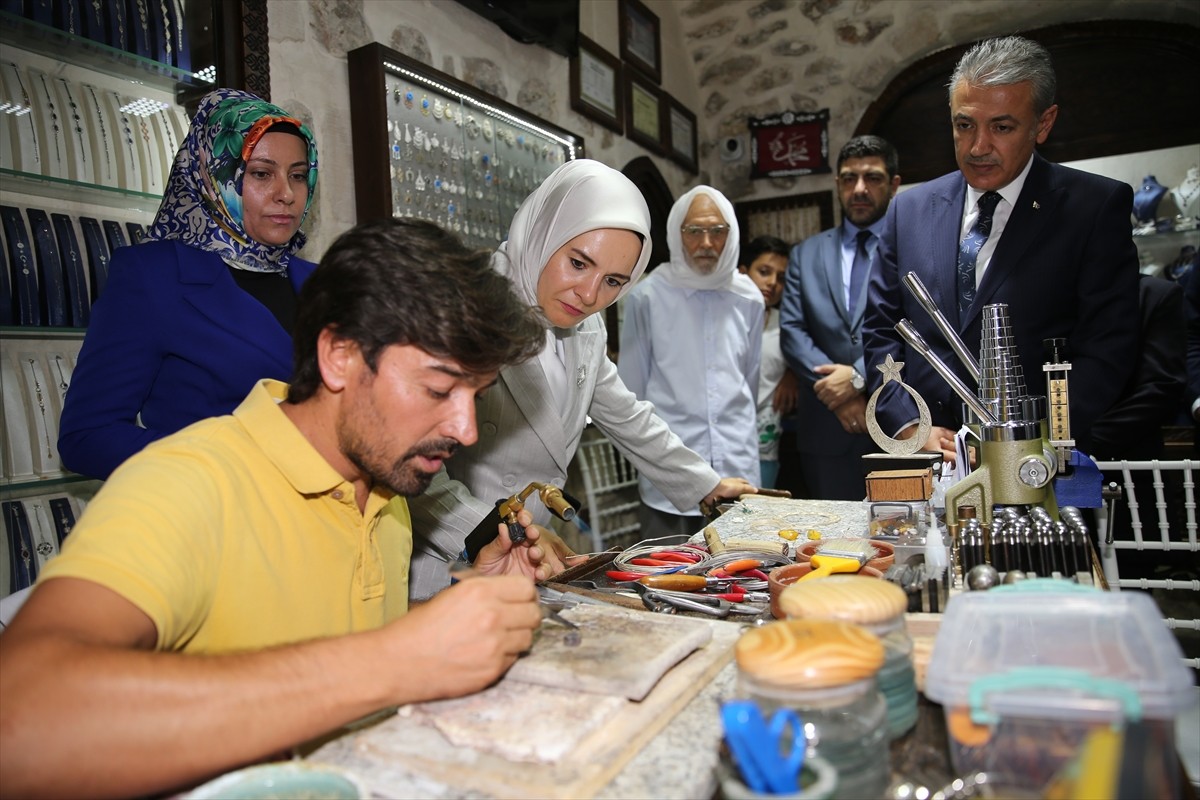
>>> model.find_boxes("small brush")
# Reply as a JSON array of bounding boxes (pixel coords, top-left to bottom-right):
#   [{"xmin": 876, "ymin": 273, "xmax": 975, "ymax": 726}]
[{"xmin": 798, "ymin": 538, "xmax": 878, "ymax": 582}]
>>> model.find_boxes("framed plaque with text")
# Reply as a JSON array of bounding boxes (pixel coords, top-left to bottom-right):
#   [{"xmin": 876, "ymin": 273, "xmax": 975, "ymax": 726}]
[
  {"xmin": 624, "ymin": 71, "xmax": 664, "ymax": 153},
  {"xmin": 667, "ymin": 97, "xmax": 697, "ymax": 174},
  {"xmin": 570, "ymin": 34, "xmax": 623, "ymax": 133},
  {"xmin": 618, "ymin": 0, "xmax": 661, "ymax": 84}
]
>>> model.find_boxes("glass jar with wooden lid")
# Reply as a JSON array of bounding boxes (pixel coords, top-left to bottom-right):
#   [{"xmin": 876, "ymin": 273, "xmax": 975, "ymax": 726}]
[
  {"xmin": 734, "ymin": 619, "xmax": 891, "ymax": 799},
  {"xmin": 779, "ymin": 575, "xmax": 917, "ymax": 740}
]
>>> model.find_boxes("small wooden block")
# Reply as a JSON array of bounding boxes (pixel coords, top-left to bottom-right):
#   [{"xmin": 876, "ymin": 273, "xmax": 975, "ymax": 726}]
[{"xmin": 865, "ymin": 468, "xmax": 933, "ymax": 501}]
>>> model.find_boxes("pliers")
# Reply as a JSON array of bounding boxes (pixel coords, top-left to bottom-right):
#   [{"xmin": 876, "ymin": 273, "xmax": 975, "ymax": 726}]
[{"xmin": 636, "ymin": 585, "xmax": 761, "ymax": 618}]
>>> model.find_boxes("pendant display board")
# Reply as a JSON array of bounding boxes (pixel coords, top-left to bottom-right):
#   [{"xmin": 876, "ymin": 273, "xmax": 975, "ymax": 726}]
[
  {"xmin": 1, "ymin": 335, "xmax": 90, "ymax": 478},
  {"xmin": 1, "ymin": 489, "xmax": 92, "ymax": 598},
  {"xmin": 0, "ymin": 59, "xmax": 189, "ymax": 194},
  {"xmin": 348, "ymin": 43, "xmax": 584, "ymax": 252},
  {"xmin": 1, "ymin": 60, "xmax": 41, "ymax": 174},
  {"xmin": 2, "ymin": 202, "xmax": 155, "ymax": 329},
  {"xmin": 28, "ymin": 67, "xmax": 71, "ymax": 181}
]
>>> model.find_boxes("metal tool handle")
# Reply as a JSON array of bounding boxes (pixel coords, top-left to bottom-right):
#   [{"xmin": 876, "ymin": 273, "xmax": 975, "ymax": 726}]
[
  {"xmin": 902, "ymin": 272, "xmax": 981, "ymax": 382},
  {"xmin": 896, "ymin": 319, "xmax": 998, "ymax": 424},
  {"xmin": 643, "ymin": 590, "xmax": 729, "ymax": 617}
]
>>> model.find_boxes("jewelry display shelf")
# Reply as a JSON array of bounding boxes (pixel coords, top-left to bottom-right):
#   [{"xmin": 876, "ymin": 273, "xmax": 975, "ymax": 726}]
[
  {"xmin": 348, "ymin": 43, "xmax": 585, "ymax": 251},
  {"xmin": 1, "ymin": 472, "xmax": 98, "ymax": 497},
  {"xmin": 0, "ymin": 327, "xmax": 87, "ymax": 341},
  {"xmin": 0, "ymin": 10, "xmax": 209, "ymax": 99},
  {"xmin": 0, "ymin": 169, "xmax": 162, "ymax": 215},
  {"xmin": 1133, "ymin": 226, "xmax": 1200, "ymax": 279}
]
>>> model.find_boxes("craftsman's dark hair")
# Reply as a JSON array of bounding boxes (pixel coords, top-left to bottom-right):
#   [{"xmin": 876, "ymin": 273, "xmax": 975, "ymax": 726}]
[
  {"xmin": 837, "ymin": 135, "xmax": 899, "ymax": 178},
  {"xmin": 288, "ymin": 217, "xmax": 545, "ymax": 402},
  {"xmin": 739, "ymin": 235, "xmax": 790, "ymax": 268}
]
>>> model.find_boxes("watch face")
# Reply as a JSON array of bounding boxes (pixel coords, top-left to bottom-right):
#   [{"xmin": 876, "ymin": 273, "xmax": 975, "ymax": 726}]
[{"xmin": 851, "ymin": 372, "xmax": 865, "ymax": 391}]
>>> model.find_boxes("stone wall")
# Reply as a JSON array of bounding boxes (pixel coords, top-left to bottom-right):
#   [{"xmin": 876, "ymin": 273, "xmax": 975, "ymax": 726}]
[{"xmin": 269, "ymin": 0, "xmax": 1197, "ymax": 259}]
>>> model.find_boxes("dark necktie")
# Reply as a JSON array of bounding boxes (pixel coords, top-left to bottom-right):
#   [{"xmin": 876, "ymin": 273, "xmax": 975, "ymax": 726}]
[
  {"xmin": 848, "ymin": 229, "xmax": 872, "ymax": 316},
  {"xmin": 957, "ymin": 191, "xmax": 1002, "ymax": 315}
]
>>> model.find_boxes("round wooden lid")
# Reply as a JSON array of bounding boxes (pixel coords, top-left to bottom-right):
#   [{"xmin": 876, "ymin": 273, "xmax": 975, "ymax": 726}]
[
  {"xmin": 779, "ymin": 574, "xmax": 908, "ymax": 624},
  {"xmin": 735, "ymin": 619, "xmax": 884, "ymax": 688}
]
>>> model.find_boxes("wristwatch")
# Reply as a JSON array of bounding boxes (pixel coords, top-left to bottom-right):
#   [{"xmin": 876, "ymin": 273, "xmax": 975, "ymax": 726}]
[{"xmin": 850, "ymin": 367, "xmax": 865, "ymax": 392}]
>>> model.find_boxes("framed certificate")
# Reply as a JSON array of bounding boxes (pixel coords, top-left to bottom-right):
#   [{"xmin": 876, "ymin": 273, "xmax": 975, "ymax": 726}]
[
  {"xmin": 570, "ymin": 34, "xmax": 623, "ymax": 133},
  {"xmin": 624, "ymin": 71, "xmax": 664, "ymax": 153},
  {"xmin": 618, "ymin": 0, "xmax": 661, "ymax": 84},
  {"xmin": 667, "ymin": 98, "xmax": 698, "ymax": 174}
]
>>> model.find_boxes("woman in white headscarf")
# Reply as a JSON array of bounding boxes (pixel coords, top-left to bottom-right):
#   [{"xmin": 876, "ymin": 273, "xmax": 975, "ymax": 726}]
[{"xmin": 407, "ymin": 160, "xmax": 755, "ymax": 598}]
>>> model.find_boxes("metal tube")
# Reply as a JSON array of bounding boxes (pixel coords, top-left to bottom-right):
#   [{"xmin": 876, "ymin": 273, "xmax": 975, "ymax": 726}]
[
  {"xmin": 895, "ymin": 319, "xmax": 998, "ymax": 424},
  {"xmin": 902, "ymin": 272, "xmax": 981, "ymax": 382}
]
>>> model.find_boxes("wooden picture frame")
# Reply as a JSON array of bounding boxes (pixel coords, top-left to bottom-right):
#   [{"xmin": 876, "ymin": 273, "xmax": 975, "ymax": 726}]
[
  {"xmin": 618, "ymin": 0, "xmax": 661, "ymax": 84},
  {"xmin": 570, "ymin": 33, "xmax": 623, "ymax": 133},
  {"xmin": 624, "ymin": 71, "xmax": 664, "ymax": 153},
  {"xmin": 666, "ymin": 97, "xmax": 698, "ymax": 174}
]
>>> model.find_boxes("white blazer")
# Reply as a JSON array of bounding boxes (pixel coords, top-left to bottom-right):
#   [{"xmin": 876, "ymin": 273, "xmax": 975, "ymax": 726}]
[{"xmin": 407, "ymin": 314, "xmax": 720, "ymax": 599}]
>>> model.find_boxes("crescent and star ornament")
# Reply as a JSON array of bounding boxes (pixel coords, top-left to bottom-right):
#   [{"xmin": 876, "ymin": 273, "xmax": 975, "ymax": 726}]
[{"xmin": 864, "ymin": 354, "xmax": 933, "ymax": 455}]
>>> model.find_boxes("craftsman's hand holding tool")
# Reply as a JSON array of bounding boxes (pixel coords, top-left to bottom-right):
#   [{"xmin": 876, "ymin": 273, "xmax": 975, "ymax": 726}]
[
  {"xmin": 394, "ymin": 570, "xmax": 541, "ymax": 700},
  {"xmin": 474, "ymin": 507, "xmax": 561, "ymax": 582}
]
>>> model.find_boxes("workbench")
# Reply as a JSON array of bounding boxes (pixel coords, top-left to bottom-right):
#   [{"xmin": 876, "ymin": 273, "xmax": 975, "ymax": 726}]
[{"xmin": 302, "ymin": 499, "xmax": 966, "ymax": 798}]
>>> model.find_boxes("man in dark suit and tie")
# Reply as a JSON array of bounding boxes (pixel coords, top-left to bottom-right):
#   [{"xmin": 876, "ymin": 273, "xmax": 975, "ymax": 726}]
[
  {"xmin": 863, "ymin": 35, "xmax": 1139, "ymax": 463},
  {"xmin": 780, "ymin": 135, "xmax": 901, "ymax": 499}
]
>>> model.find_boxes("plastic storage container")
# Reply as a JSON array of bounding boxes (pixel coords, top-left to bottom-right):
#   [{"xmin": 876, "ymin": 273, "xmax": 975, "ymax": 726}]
[
  {"xmin": 735, "ymin": 619, "xmax": 891, "ymax": 800},
  {"xmin": 924, "ymin": 580, "xmax": 1197, "ymax": 794}
]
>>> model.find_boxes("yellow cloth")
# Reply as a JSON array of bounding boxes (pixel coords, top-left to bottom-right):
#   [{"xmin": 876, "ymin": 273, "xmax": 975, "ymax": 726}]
[{"xmin": 38, "ymin": 380, "xmax": 412, "ymax": 653}]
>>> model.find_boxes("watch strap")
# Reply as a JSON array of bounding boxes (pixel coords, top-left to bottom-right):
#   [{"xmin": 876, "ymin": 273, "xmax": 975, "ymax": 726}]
[
  {"xmin": 3, "ymin": 500, "xmax": 38, "ymax": 591},
  {"xmin": 126, "ymin": 0, "xmax": 154, "ymax": 59},
  {"xmin": 101, "ymin": 218, "xmax": 128, "ymax": 255},
  {"xmin": 27, "ymin": 0, "xmax": 52, "ymax": 25},
  {"xmin": 148, "ymin": 0, "xmax": 170, "ymax": 65},
  {"xmin": 79, "ymin": 216, "xmax": 111, "ymax": 302},
  {"xmin": 57, "ymin": 0, "xmax": 83, "ymax": 37},
  {"xmin": 0, "ymin": 219, "xmax": 12, "ymax": 326},
  {"xmin": 1, "ymin": 205, "xmax": 41, "ymax": 326},
  {"xmin": 81, "ymin": 0, "xmax": 108, "ymax": 44},
  {"xmin": 125, "ymin": 221, "xmax": 145, "ymax": 245},
  {"xmin": 52, "ymin": 213, "xmax": 90, "ymax": 327},
  {"xmin": 27, "ymin": 208, "xmax": 68, "ymax": 327},
  {"xmin": 47, "ymin": 497, "xmax": 77, "ymax": 548},
  {"xmin": 170, "ymin": 0, "xmax": 190, "ymax": 72},
  {"xmin": 106, "ymin": 0, "xmax": 128, "ymax": 52}
]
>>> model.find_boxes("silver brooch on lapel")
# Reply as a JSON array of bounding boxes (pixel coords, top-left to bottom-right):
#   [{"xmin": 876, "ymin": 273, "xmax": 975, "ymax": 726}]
[{"xmin": 576, "ymin": 365, "xmax": 587, "ymax": 387}]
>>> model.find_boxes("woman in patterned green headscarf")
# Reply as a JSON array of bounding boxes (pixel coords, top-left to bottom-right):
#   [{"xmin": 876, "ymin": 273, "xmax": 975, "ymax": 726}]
[{"xmin": 144, "ymin": 88, "xmax": 319, "ymax": 272}]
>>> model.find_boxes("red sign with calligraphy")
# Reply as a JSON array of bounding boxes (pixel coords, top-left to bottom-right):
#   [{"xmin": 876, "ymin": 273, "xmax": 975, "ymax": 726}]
[{"xmin": 749, "ymin": 109, "xmax": 830, "ymax": 178}]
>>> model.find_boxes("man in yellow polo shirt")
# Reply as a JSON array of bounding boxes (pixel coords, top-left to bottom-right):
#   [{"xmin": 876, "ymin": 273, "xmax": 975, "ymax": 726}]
[{"xmin": 0, "ymin": 218, "xmax": 555, "ymax": 799}]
